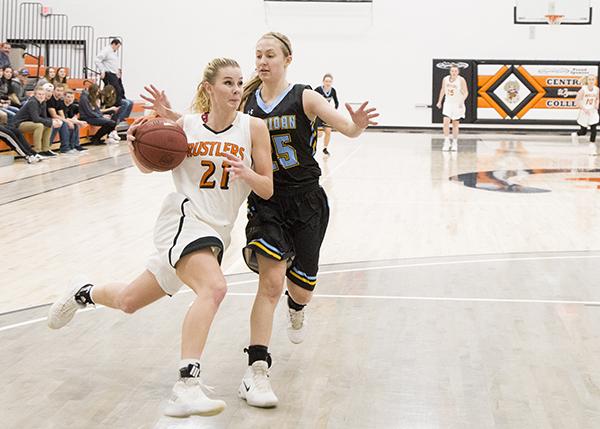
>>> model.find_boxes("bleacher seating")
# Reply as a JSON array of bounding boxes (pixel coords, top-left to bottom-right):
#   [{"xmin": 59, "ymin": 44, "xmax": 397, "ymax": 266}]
[{"xmin": 0, "ymin": 53, "xmax": 146, "ymax": 154}]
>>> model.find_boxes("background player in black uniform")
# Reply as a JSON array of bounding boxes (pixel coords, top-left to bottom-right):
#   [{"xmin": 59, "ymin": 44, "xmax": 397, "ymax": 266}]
[
  {"xmin": 238, "ymin": 31, "xmax": 378, "ymax": 408},
  {"xmin": 314, "ymin": 73, "xmax": 339, "ymax": 155}
]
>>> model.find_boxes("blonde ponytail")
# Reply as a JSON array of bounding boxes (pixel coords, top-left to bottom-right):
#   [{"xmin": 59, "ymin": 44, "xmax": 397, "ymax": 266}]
[{"xmin": 190, "ymin": 58, "xmax": 240, "ymax": 114}]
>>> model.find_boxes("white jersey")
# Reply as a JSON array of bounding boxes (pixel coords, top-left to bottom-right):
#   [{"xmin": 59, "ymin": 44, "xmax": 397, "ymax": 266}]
[
  {"xmin": 581, "ymin": 85, "xmax": 599, "ymax": 110},
  {"xmin": 173, "ymin": 111, "xmax": 253, "ymax": 231},
  {"xmin": 578, "ymin": 85, "xmax": 600, "ymax": 127},
  {"xmin": 444, "ymin": 75, "xmax": 464, "ymax": 103}
]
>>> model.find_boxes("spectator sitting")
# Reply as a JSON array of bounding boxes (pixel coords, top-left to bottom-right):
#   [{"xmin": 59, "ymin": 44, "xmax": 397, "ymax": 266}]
[
  {"xmin": 0, "ymin": 43, "xmax": 11, "ymax": 68},
  {"xmin": 11, "ymin": 69, "xmax": 29, "ymax": 104},
  {"xmin": 1, "ymin": 66, "xmax": 20, "ymax": 107},
  {"xmin": 0, "ymin": 123, "xmax": 46, "ymax": 163},
  {"xmin": 64, "ymin": 89, "xmax": 87, "ymax": 152},
  {"xmin": 12, "ymin": 85, "xmax": 62, "ymax": 157},
  {"xmin": 100, "ymin": 85, "xmax": 121, "ymax": 141},
  {"xmin": 53, "ymin": 67, "xmax": 68, "ymax": 88},
  {"xmin": 37, "ymin": 67, "xmax": 55, "ymax": 87},
  {"xmin": 95, "ymin": 39, "xmax": 133, "ymax": 125},
  {"xmin": 78, "ymin": 83, "xmax": 117, "ymax": 145},
  {"xmin": 47, "ymin": 83, "xmax": 86, "ymax": 154}
]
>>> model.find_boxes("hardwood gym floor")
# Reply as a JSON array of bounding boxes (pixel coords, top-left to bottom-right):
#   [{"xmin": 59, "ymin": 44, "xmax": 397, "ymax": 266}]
[{"xmin": 2, "ymin": 131, "xmax": 600, "ymax": 428}]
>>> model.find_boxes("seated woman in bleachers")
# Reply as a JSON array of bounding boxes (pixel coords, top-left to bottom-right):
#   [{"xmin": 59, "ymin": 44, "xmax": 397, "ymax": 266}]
[
  {"xmin": 54, "ymin": 67, "xmax": 68, "ymax": 88},
  {"xmin": 100, "ymin": 85, "xmax": 121, "ymax": 141},
  {"xmin": 37, "ymin": 67, "xmax": 55, "ymax": 87},
  {"xmin": 0, "ymin": 66, "xmax": 20, "ymax": 122},
  {"xmin": 78, "ymin": 83, "xmax": 118, "ymax": 145}
]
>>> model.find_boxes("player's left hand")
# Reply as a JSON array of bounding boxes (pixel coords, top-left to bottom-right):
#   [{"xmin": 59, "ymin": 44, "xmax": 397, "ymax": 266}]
[
  {"xmin": 141, "ymin": 85, "xmax": 180, "ymax": 121},
  {"xmin": 345, "ymin": 101, "xmax": 379, "ymax": 129}
]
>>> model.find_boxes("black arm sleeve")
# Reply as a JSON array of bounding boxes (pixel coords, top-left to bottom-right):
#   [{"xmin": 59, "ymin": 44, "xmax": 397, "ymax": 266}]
[{"xmin": 331, "ymin": 88, "xmax": 339, "ymax": 109}]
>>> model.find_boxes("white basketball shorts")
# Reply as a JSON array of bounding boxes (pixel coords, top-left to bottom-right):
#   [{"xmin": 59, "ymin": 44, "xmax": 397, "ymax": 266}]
[
  {"xmin": 577, "ymin": 109, "xmax": 600, "ymax": 127},
  {"xmin": 144, "ymin": 192, "xmax": 230, "ymax": 295},
  {"xmin": 443, "ymin": 102, "xmax": 465, "ymax": 121}
]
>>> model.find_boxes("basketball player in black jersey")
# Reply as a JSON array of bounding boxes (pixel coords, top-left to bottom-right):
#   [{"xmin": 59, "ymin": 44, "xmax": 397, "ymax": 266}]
[
  {"xmin": 238, "ymin": 31, "xmax": 378, "ymax": 408},
  {"xmin": 314, "ymin": 73, "xmax": 339, "ymax": 155}
]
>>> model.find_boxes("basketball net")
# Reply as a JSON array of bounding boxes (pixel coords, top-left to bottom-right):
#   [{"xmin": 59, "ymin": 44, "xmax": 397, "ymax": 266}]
[{"xmin": 545, "ymin": 14, "xmax": 563, "ymax": 32}]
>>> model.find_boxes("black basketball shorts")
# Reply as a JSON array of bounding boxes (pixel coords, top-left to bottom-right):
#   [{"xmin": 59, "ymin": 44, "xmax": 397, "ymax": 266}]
[
  {"xmin": 314, "ymin": 117, "xmax": 330, "ymax": 130},
  {"xmin": 243, "ymin": 184, "xmax": 330, "ymax": 291}
]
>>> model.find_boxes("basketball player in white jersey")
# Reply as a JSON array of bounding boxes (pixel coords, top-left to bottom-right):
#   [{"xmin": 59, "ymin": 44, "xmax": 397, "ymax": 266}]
[
  {"xmin": 572, "ymin": 74, "xmax": 600, "ymax": 155},
  {"xmin": 436, "ymin": 64, "xmax": 468, "ymax": 151},
  {"xmin": 47, "ymin": 58, "xmax": 273, "ymax": 418}
]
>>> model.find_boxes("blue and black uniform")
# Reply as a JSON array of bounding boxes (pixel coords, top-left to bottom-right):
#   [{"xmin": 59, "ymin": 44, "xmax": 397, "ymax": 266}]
[
  {"xmin": 243, "ymin": 83, "xmax": 329, "ymax": 291},
  {"xmin": 314, "ymin": 85, "xmax": 339, "ymax": 129}
]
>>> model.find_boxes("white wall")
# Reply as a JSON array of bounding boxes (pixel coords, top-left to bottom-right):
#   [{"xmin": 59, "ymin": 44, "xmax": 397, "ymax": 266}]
[{"xmin": 33, "ymin": 0, "xmax": 600, "ymax": 127}]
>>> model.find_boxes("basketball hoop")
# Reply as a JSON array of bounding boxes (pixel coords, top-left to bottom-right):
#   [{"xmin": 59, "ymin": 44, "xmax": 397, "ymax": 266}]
[{"xmin": 545, "ymin": 14, "xmax": 564, "ymax": 31}]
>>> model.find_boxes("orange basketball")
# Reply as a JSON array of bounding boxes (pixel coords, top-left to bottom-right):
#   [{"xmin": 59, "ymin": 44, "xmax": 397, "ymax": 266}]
[{"xmin": 133, "ymin": 118, "xmax": 188, "ymax": 172}]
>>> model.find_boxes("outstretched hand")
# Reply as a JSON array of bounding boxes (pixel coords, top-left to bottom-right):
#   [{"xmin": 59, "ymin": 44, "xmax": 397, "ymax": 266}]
[
  {"xmin": 345, "ymin": 101, "xmax": 379, "ymax": 129},
  {"xmin": 140, "ymin": 85, "xmax": 179, "ymax": 121}
]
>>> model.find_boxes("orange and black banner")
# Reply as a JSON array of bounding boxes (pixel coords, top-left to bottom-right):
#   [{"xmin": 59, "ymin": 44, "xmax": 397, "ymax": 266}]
[{"xmin": 433, "ymin": 59, "xmax": 600, "ymax": 125}]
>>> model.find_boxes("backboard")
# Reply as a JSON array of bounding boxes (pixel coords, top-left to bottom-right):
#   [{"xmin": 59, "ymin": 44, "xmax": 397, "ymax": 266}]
[{"xmin": 514, "ymin": 0, "xmax": 592, "ymax": 24}]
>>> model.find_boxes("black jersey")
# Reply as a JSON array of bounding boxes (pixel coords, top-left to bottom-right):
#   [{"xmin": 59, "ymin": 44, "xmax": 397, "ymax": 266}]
[
  {"xmin": 315, "ymin": 86, "xmax": 339, "ymax": 109},
  {"xmin": 245, "ymin": 84, "xmax": 320, "ymax": 191}
]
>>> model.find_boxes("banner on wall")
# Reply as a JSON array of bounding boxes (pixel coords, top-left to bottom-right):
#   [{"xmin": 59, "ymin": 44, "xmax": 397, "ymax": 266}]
[
  {"xmin": 432, "ymin": 59, "xmax": 476, "ymax": 124},
  {"xmin": 433, "ymin": 60, "xmax": 600, "ymax": 125}
]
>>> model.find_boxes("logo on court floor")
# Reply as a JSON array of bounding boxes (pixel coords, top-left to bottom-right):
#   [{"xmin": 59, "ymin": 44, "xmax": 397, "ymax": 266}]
[{"xmin": 450, "ymin": 168, "xmax": 600, "ymax": 193}]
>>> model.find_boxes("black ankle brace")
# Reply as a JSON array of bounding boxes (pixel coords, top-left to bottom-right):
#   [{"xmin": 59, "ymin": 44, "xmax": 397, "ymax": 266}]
[
  {"xmin": 244, "ymin": 345, "xmax": 272, "ymax": 368},
  {"xmin": 285, "ymin": 290, "xmax": 305, "ymax": 311},
  {"xmin": 179, "ymin": 362, "xmax": 201, "ymax": 379},
  {"xmin": 74, "ymin": 284, "xmax": 94, "ymax": 305}
]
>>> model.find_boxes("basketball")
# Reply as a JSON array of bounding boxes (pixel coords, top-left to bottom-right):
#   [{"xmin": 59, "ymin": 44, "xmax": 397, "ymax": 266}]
[{"xmin": 133, "ymin": 118, "xmax": 188, "ymax": 172}]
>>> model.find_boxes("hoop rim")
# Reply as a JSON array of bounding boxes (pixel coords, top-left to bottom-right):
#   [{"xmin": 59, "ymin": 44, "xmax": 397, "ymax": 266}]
[{"xmin": 545, "ymin": 14, "xmax": 565, "ymax": 25}]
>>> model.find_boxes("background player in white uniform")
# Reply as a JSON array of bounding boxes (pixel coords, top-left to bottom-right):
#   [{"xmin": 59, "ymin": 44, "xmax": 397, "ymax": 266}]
[
  {"xmin": 571, "ymin": 74, "xmax": 600, "ymax": 155},
  {"xmin": 47, "ymin": 58, "xmax": 272, "ymax": 418},
  {"xmin": 436, "ymin": 64, "xmax": 468, "ymax": 151}
]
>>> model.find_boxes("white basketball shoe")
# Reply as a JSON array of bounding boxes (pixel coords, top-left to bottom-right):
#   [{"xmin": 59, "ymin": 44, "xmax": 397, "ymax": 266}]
[
  {"xmin": 572, "ymin": 132, "xmax": 579, "ymax": 146},
  {"xmin": 286, "ymin": 304, "xmax": 308, "ymax": 344},
  {"xmin": 238, "ymin": 361, "xmax": 278, "ymax": 408},
  {"xmin": 164, "ymin": 377, "xmax": 226, "ymax": 417},
  {"xmin": 451, "ymin": 140, "xmax": 458, "ymax": 151},
  {"xmin": 589, "ymin": 143, "xmax": 597, "ymax": 156},
  {"xmin": 442, "ymin": 138, "xmax": 450, "ymax": 151},
  {"xmin": 47, "ymin": 274, "xmax": 91, "ymax": 329}
]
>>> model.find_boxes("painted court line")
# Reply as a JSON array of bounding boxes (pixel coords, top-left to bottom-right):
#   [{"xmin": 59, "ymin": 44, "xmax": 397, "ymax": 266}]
[{"xmin": 2, "ymin": 253, "xmax": 599, "ymax": 333}]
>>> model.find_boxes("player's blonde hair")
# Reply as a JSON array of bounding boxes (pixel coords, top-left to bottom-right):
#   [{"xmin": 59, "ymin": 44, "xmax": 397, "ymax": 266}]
[
  {"xmin": 323, "ymin": 73, "xmax": 333, "ymax": 81},
  {"xmin": 580, "ymin": 74, "xmax": 597, "ymax": 86},
  {"xmin": 191, "ymin": 58, "xmax": 241, "ymax": 114},
  {"xmin": 241, "ymin": 32, "xmax": 293, "ymax": 109}
]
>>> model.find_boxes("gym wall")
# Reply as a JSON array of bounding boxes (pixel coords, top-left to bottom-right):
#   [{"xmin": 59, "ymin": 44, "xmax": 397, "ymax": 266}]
[{"xmin": 39, "ymin": 0, "xmax": 600, "ymax": 128}]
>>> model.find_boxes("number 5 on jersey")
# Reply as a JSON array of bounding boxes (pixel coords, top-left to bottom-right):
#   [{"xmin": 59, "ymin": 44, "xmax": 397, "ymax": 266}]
[{"xmin": 272, "ymin": 134, "xmax": 299, "ymax": 171}]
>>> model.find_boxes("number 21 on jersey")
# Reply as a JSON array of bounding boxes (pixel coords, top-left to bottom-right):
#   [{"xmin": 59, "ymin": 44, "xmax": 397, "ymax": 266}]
[{"xmin": 199, "ymin": 160, "xmax": 231, "ymax": 189}]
